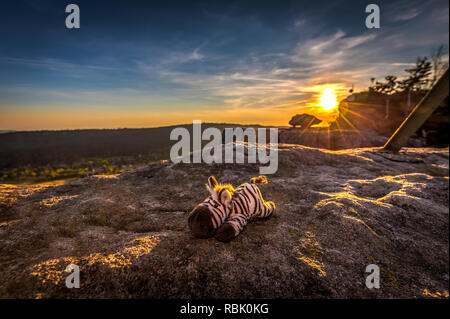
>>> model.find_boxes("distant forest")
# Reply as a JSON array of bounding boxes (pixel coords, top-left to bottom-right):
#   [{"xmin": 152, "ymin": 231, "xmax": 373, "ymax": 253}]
[{"xmin": 0, "ymin": 123, "xmax": 265, "ymax": 183}]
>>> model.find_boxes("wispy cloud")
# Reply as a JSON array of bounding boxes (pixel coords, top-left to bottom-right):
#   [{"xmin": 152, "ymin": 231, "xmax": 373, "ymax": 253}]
[
  {"xmin": 385, "ymin": 0, "xmax": 439, "ymax": 23},
  {"xmin": 293, "ymin": 18, "xmax": 307, "ymax": 27},
  {"xmin": 0, "ymin": 57, "xmax": 119, "ymax": 77},
  {"xmin": 159, "ymin": 45, "xmax": 206, "ymax": 65},
  {"xmin": 390, "ymin": 8, "xmax": 421, "ymax": 22}
]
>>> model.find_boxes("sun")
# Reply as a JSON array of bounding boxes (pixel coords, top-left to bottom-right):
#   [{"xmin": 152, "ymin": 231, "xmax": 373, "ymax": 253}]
[{"xmin": 318, "ymin": 88, "xmax": 338, "ymax": 111}]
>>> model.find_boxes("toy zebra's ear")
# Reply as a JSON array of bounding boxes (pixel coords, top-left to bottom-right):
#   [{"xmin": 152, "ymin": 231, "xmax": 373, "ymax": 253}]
[
  {"xmin": 208, "ymin": 176, "xmax": 218, "ymax": 188},
  {"xmin": 206, "ymin": 175, "xmax": 219, "ymax": 199},
  {"xmin": 219, "ymin": 189, "xmax": 232, "ymax": 207}
]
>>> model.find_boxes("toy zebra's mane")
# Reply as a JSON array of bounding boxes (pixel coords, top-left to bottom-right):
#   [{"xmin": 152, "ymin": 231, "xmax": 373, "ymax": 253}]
[
  {"xmin": 205, "ymin": 175, "xmax": 268, "ymax": 200},
  {"xmin": 206, "ymin": 182, "xmax": 235, "ymax": 197},
  {"xmin": 213, "ymin": 184, "xmax": 235, "ymax": 196}
]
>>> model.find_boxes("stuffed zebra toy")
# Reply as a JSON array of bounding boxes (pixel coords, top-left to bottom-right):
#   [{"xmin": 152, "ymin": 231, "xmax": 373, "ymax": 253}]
[{"xmin": 188, "ymin": 175, "xmax": 276, "ymax": 242}]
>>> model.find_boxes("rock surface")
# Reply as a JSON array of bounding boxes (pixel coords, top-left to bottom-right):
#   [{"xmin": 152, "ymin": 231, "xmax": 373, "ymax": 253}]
[
  {"xmin": 278, "ymin": 128, "xmax": 391, "ymax": 150},
  {"xmin": 0, "ymin": 144, "xmax": 448, "ymax": 298}
]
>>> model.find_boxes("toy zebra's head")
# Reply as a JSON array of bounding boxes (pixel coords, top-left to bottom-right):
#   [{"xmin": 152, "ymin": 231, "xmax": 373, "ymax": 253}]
[{"xmin": 188, "ymin": 176, "xmax": 234, "ymax": 239}]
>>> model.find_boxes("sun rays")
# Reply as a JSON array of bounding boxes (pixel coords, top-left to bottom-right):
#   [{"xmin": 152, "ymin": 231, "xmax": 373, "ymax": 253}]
[{"xmin": 318, "ymin": 88, "xmax": 338, "ymax": 111}]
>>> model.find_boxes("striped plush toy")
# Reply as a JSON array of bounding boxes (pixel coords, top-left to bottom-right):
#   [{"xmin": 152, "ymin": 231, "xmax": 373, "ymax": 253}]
[{"xmin": 188, "ymin": 175, "xmax": 276, "ymax": 242}]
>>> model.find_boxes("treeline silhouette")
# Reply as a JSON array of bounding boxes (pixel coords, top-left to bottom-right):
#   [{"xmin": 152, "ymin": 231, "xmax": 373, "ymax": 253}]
[{"xmin": 0, "ymin": 123, "xmax": 264, "ymax": 169}]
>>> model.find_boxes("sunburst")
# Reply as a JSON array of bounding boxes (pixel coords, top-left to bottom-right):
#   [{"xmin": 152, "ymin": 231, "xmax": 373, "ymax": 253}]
[{"xmin": 318, "ymin": 88, "xmax": 338, "ymax": 111}]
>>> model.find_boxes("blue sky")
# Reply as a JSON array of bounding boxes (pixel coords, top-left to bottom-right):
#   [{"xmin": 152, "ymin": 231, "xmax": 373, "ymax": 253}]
[{"xmin": 0, "ymin": 0, "xmax": 448, "ymax": 130}]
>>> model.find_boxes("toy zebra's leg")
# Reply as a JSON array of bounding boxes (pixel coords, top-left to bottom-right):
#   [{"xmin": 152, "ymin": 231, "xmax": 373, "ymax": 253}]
[
  {"xmin": 250, "ymin": 181, "xmax": 276, "ymax": 219},
  {"xmin": 250, "ymin": 175, "xmax": 275, "ymax": 218},
  {"xmin": 259, "ymin": 200, "xmax": 275, "ymax": 219},
  {"xmin": 215, "ymin": 214, "xmax": 248, "ymax": 243}
]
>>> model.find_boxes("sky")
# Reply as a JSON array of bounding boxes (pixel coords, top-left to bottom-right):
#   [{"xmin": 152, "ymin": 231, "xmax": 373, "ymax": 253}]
[{"xmin": 0, "ymin": 0, "xmax": 448, "ymax": 130}]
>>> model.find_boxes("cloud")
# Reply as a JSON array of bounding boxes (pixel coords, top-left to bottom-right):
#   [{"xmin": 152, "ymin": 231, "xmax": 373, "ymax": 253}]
[
  {"xmin": 187, "ymin": 48, "xmax": 204, "ymax": 61},
  {"xmin": 389, "ymin": 62, "xmax": 416, "ymax": 66},
  {"xmin": 0, "ymin": 57, "xmax": 119, "ymax": 76},
  {"xmin": 294, "ymin": 19, "xmax": 307, "ymax": 27},
  {"xmin": 384, "ymin": 0, "xmax": 441, "ymax": 23},
  {"xmin": 160, "ymin": 48, "xmax": 204, "ymax": 64},
  {"xmin": 158, "ymin": 42, "xmax": 207, "ymax": 65},
  {"xmin": 390, "ymin": 8, "xmax": 421, "ymax": 22},
  {"xmin": 292, "ymin": 30, "xmax": 376, "ymax": 62}
]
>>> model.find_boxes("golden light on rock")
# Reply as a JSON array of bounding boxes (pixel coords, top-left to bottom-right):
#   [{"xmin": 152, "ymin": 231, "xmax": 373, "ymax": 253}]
[
  {"xmin": 292, "ymin": 231, "xmax": 326, "ymax": 277},
  {"xmin": 30, "ymin": 236, "xmax": 161, "ymax": 286}
]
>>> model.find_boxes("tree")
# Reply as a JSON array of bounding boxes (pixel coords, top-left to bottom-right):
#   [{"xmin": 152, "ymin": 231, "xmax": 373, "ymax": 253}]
[
  {"xmin": 370, "ymin": 75, "xmax": 396, "ymax": 94},
  {"xmin": 368, "ymin": 77, "xmax": 376, "ymax": 92},
  {"xmin": 397, "ymin": 57, "xmax": 432, "ymax": 115},
  {"xmin": 397, "ymin": 57, "xmax": 432, "ymax": 92},
  {"xmin": 382, "ymin": 75, "xmax": 398, "ymax": 94},
  {"xmin": 289, "ymin": 114, "xmax": 322, "ymax": 128},
  {"xmin": 431, "ymin": 45, "xmax": 448, "ymax": 87},
  {"xmin": 374, "ymin": 76, "xmax": 397, "ymax": 119}
]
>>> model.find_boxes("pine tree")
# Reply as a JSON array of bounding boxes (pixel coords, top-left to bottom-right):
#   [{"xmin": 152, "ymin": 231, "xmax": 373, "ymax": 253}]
[
  {"xmin": 397, "ymin": 57, "xmax": 432, "ymax": 92},
  {"xmin": 397, "ymin": 57, "xmax": 432, "ymax": 115}
]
